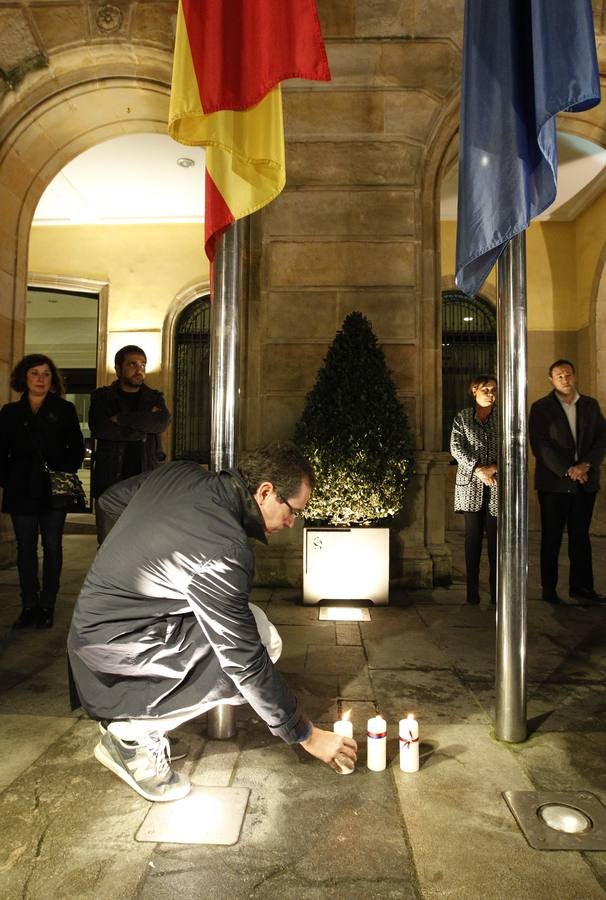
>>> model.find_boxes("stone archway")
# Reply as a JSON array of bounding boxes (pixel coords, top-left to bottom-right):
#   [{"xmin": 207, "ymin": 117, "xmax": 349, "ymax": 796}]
[
  {"xmin": 589, "ymin": 241, "xmax": 606, "ymax": 407},
  {"xmin": 0, "ymin": 47, "xmax": 173, "ymax": 402}
]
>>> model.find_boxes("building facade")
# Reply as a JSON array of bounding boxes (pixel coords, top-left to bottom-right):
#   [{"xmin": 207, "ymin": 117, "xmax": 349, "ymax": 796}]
[{"xmin": 1, "ymin": 1, "xmax": 606, "ymax": 581}]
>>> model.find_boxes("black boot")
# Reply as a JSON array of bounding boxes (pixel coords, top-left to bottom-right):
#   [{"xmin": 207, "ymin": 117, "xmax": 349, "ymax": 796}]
[
  {"xmin": 12, "ymin": 607, "xmax": 38, "ymax": 629},
  {"xmin": 36, "ymin": 607, "xmax": 54, "ymax": 629}
]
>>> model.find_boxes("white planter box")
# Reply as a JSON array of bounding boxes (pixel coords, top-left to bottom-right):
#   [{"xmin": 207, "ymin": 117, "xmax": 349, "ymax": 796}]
[{"xmin": 303, "ymin": 527, "xmax": 389, "ymax": 605}]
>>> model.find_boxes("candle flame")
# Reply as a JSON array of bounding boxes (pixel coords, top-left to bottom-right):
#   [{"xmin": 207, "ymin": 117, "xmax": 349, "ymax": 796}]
[
  {"xmin": 341, "ymin": 709, "xmax": 352, "ymax": 722},
  {"xmin": 407, "ymin": 712, "xmax": 415, "ymax": 720}
]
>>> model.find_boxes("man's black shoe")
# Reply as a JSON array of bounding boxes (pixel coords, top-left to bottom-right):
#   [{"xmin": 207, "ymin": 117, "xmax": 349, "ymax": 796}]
[
  {"xmin": 569, "ymin": 588, "xmax": 606, "ymax": 603},
  {"xmin": 12, "ymin": 607, "xmax": 38, "ymax": 629},
  {"xmin": 542, "ymin": 592, "xmax": 562, "ymax": 604}
]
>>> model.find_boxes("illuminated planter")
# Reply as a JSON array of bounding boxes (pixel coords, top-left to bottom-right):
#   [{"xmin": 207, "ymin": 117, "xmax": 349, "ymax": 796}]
[{"xmin": 303, "ymin": 527, "xmax": 389, "ymax": 605}]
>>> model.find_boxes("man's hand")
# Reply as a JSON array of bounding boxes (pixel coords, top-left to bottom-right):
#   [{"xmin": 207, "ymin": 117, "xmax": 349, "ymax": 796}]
[
  {"xmin": 568, "ymin": 462, "xmax": 590, "ymax": 483},
  {"xmin": 474, "ymin": 464, "xmax": 497, "ymax": 486},
  {"xmin": 300, "ymin": 725, "xmax": 357, "ymax": 773}
]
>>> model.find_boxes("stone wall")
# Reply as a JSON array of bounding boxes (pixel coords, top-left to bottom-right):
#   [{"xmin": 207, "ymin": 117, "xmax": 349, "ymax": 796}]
[{"xmin": 1, "ymin": 1, "xmax": 605, "ymax": 584}]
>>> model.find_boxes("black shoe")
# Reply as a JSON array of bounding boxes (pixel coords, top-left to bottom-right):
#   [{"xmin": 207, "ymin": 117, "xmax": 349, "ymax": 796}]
[
  {"xmin": 466, "ymin": 595, "xmax": 480, "ymax": 605},
  {"xmin": 569, "ymin": 588, "xmax": 606, "ymax": 603},
  {"xmin": 12, "ymin": 608, "xmax": 38, "ymax": 629},
  {"xmin": 36, "ymin": 607, "xmax": 54, "ymax": 629},
  {"xmin": 542, "ymin": 592, "xmax": 562, "ymax": 604}
]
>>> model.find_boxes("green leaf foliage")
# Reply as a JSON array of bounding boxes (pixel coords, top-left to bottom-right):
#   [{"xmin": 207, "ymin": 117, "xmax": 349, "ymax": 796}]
[{"xmin": 294, "ymin": 311, "xmax": 414, "ymax": 526}]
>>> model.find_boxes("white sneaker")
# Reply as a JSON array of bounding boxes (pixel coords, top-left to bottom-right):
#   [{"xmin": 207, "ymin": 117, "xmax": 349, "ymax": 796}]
[
  {"xmin": 98, "ymin": 722, "xmax": 188, "ymax": 760},
  {"xmin": 94, "ymin": 729, "xmax": 191, "ymax": 802}
]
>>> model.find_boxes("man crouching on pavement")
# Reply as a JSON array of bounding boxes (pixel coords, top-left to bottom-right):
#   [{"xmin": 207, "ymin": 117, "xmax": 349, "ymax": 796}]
[{"xmin": 67, "ymin": 442, "xmax": 357, "ymax": 801}]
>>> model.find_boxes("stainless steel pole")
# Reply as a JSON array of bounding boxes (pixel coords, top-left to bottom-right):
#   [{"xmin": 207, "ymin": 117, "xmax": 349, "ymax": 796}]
[
  {"xmin": 210, "ymin": 221, "xmax": 241, "ymax": 472},
  {"xmin": 495, "ymin": 231, "xmax": 528, "ymax": 742},
  {"xmin": 207, "ymin": 221, "xmax": 241, "ymax": 740}
]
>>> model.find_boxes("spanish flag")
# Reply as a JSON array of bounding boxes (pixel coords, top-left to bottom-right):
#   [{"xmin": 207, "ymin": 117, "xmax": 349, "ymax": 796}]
[{"xmin": 168, "ymin": 0, "xmax": 331, "ymax": 261}]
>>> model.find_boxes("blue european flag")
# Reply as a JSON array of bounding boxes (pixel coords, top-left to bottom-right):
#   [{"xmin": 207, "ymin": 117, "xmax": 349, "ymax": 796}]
[{"xmin": 455, "ymin": 0, "xmax": 600, "ymax": 297}]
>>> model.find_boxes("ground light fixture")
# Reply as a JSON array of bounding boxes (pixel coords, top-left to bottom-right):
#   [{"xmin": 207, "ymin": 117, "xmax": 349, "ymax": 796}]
[
  {"xmin": 318, "ymin": 606, "xmax": 371, "ymax": 622},
  {"xmin": 136, "ymin": 786, "xmax": 250, "ymax": 845},
  {"xmin": 504, "ymin": 791, "xmax": 606, "ymax": 850}
]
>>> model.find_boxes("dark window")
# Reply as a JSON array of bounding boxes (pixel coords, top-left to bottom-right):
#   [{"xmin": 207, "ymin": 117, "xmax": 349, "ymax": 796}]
[
  {"xmin": 442, "ymin": 290, "xmax": 496, "ymax": 450},
  {"xmin": 173, "ymin": 295, "xmax": 211, "ymax": 464}
]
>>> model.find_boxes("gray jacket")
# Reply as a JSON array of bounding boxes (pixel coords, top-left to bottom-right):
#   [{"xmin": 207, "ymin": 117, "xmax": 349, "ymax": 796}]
[
  {"xmin": 67, "ymin": 461, "xmax": 310, "ymax": 744},
  {"xmin": 450, "ymin": 406, "xmax": 498, "ymax": 516}
]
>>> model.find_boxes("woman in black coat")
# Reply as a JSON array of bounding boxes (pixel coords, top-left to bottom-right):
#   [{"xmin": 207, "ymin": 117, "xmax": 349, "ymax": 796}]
[{"xmin": 0, "ymin": 354, "xmax": 84, "ymax": 629}]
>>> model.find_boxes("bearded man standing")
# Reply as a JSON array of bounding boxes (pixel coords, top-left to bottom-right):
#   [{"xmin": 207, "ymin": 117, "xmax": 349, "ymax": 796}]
[{"xmin": 89, "ymin": 344, "xmax": 170, "ymax": 542}]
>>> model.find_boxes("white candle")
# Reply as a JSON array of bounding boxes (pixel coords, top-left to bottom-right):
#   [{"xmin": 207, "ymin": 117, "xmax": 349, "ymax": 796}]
[
  {"xmin": 333, "ymin": 710, "xmax": 354, "ymax": 774},
  {"xmin": 399, "ymin": 713, "xmax": 419, "ymax": 773},
  {"xmin": 367, "ymin": 715, "xmax": 387, "ymax": 772}
]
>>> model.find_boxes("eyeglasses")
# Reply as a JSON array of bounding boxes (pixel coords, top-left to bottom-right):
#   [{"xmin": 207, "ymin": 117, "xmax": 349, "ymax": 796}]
[{"xmin": 278, "ymin": 495, "xmax": 306, "ymax": 519}]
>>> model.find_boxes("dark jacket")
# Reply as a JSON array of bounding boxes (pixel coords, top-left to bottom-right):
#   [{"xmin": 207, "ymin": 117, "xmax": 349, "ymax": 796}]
[
  {"xmin": 67, "ymin": 461, "xmax": 310, "ymax": 744},
  {"xmin": 0, "ymin": 393, "xmax": 84, "ymax": 514},
  {"xmin": 450, "ymin": 406, "xmax": 498, "ymax": 516},
  {"xmin": 89, "ymin": 381, "xmax": 170, "ymax": 498},
  {"xmin": 529, "ymin": 391, "xmax": 606, "ymax": 493}
]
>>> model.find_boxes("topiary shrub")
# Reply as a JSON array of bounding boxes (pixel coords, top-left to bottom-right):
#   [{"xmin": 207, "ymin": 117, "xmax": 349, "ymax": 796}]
[{"xmin": 294, "ymin": 311, "xmax": 414, "ymax": 526}]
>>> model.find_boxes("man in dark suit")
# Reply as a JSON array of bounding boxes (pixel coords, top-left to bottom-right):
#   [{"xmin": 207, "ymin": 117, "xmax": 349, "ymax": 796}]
[{"xmin": 529, "ymin": 359, "xmax": 606, "ymax": 604}]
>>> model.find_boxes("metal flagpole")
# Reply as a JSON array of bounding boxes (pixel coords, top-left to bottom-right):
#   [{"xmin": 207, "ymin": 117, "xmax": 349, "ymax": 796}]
[
  {"xmin": 495, "ymin": 231, "xmax": 528, "ymax": 742},
  {"xmin": 207, "ymin": 220, "xmax": 242, "ymax": 739}
]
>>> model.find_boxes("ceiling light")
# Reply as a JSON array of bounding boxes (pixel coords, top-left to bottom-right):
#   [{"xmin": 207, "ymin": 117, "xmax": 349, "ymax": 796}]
[{"xmin": 177, "ymin": 157, "xmax": 195, "ymax": 168}]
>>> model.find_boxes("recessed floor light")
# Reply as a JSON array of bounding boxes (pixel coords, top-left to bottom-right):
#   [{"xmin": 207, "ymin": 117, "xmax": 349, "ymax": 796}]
[
  {"xmin": 136, "ymin": 786, "xmax": 250, "ymax": 845},
  {"xmin": 504, "ymin": 790, "xmax": 606, "ymax": 850},
  {"xmin": 319, "ymin": 607, "xmax": 371, "ymax": 622}
]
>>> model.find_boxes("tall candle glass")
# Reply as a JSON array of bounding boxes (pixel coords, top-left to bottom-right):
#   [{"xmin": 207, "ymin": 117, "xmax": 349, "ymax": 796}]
[
  {"xmin": 333, "ymin": 710, "xmax": 354, "ymax": 774},
  {"xmin": 399, "ymin": 713, "xmax": 419, "ymax": 773},
  {"xmin": 367, "ymin": 715, "xmax": 387, "ymax": 771}
]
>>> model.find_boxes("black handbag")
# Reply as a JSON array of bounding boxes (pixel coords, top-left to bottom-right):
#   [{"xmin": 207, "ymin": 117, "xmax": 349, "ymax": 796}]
[{"xmin": 43, "ymin": 463, "xmax": 87, "ymax": 511}]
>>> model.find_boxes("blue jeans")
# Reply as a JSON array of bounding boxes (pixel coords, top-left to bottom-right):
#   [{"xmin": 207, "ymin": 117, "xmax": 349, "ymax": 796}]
[{"xmin": 11, "ymin": 511, "xmax": 67, "ymax": 610}]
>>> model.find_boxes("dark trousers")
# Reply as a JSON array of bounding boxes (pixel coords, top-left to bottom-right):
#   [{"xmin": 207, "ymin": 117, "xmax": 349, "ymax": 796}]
[
  {"xmin": 538, "ymin": 490, "xmax": 596, "ymax": 595},
  {"xmin": 463, "ymin": 491, "xmax": 497, "ymax": 603},
  {"xmin": 11, "ymin": 510, "xmax": 67, "ymax": 610}
]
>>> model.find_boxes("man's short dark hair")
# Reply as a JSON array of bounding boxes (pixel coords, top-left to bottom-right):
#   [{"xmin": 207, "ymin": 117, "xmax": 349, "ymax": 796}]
[
  {"xmin": 11, "ymin": 353, "xmax": 65, "ymax": 396},
  {"xmin": 115, "ymin": 345, "xmax": 147, "ymax": 368},
  {"xmin": 468, "ymin": 374, "xmax": 497, "ymax": 398},
  {"xmin": 238, "ymin": 441, "xmax": 315, "ymax": 499},
  {"xmin": 549, "ymin": 359, "xmax": 575, "ymax": 376}
]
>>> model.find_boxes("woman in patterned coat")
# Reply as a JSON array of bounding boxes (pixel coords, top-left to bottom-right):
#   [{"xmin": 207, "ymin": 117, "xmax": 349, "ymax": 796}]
[{"xmin": 450, "ymin": 375, "xmax": 498, "ymax": 605}]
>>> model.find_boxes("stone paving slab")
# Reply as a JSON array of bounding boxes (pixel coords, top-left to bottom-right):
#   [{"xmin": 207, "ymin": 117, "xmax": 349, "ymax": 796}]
[
  {"xmin": 0, "ymin": 719, "xmax": 154, "ymax": 900},
  {"xmin": 394, "ymin": 725, "xmax": 532, "ymax": 793},
  {"xmin": 0, "ymin": 655, "xmax": 76, "ymax": 717},
  {"xmin": 508, "ymin": 731, "xmax": 606, "ymax": 797},
  {"xmin": 338, "ymin": 669, "xmax": 374, "ymax": 701},
  {"xmin": 371, "ymin": 669, "xmax": 491, "ymax": 726},
  {"xmin": 395, "ymin": 786, "xmax": 606, "ymax": 900},
  {"xmin": 0, "ymin": 532, "xmax": 605, "ymax": 899},
  {"xmin": 361, "ymin": 614, "xmax": 452, "ymax": 671},
  {"xmin": 0, "ymin": 713, "xmax": 76, "ymax": 789},
  {"xmin": 467, "ymin": 680, "xmax": 606, "ymax": 733},
  {"xmin": 274, "ymin": 671, "xmax": 338, "ymax": 722},
  {"xmin": 137, "ymin": 720, "xmax": 419, "ymax": 898},
  {"xmin": 336, "ymin": 623, "xmax": 362, "ymax": 645},
  {"xmin": 305, "ymin": 644, "xmax": 367, "ymax": 675}
]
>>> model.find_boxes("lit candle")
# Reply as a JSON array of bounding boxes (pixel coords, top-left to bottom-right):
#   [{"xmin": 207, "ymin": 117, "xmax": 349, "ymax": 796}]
[
  {"xmin": 367, "ymin": 715, "xmax": 387, "ymax": 772},
  {"xmin": 333, "ymin": 709, "xmax": 354, "ymax": 774},
  {"xmin": 399, "ymin": 713, "xmax": 419, "ymax": 773}
]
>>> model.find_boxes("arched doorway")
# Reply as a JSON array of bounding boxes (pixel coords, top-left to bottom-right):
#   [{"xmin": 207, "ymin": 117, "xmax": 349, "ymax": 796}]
[
  {"xmin": 441, "ymin": 290, "xmax": 496, "ymax": 449},
  {"xmin": 173, "ymin": 295, "xmax": 212, "ymax": 465},
  {"xmin": 0, "ymin": 51, "xmax": 174, "ymax": 395}
]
